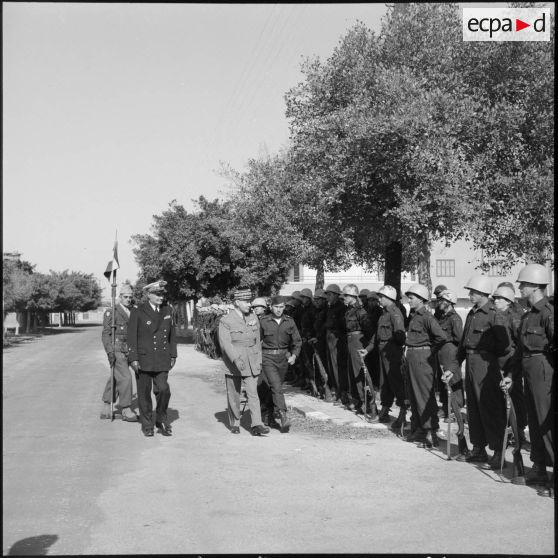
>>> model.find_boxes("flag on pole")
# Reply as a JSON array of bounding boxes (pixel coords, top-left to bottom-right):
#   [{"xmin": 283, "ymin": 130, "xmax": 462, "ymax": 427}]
[{"xmin": 104, "ymin": 239, "xmax": 120, "ymax": 281}]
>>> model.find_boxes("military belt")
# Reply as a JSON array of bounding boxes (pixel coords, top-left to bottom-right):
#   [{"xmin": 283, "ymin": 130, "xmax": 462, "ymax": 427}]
[
  {"xmin": 347, "ymin": 330, "xmax": 363, "ymax": 336},
  {"xmin": 406, "ymin": 345, "xmax": 431, "ymax": 350},
  {"xmin": 522, "ymin": 351, "xmax": 548, "ymax": 358},
  {"xmin": 231, "ymin": 340, "xmax": 257, "ymax": 347},
  {"xmin": 465, "ymin": 349, "xmax": 491, "ymax": 355},
  {"xmin": 262, "ymin": 348, "xmax": 288, "ymax": 354}
]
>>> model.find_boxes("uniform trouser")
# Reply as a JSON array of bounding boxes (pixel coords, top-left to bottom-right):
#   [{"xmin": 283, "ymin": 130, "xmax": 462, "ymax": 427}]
[
  {"xmin": 261, "ymin": 353, "xmax": 289, "ymax": 413},
  {"xmin": 365, "ymin": 347, "xmax": 380, "ymax": 389},
  {"xmin": 226, "ymin": 374, "xmax": 263, "ymax": 428},
  {"xmin": 137, "ymin": 370, "xmax": 170, "ymax": 426},
  {"xmin": 314, "ymin": 340, "xmax": 329, "ymax": 389},
  {"xmin": 406, "ymin": 348, "xmax": 439, "ymax": 431},
  {"xmin": 378, "ymin": 342, "xmax": 405, "ymax": 408},
  {"xmin": 347, "ymin": 334, "xmax": 366, "ymax": 406},
  {"xmin": 102, "ymin": 351, "xmax": 133, "ymax": 407},
  {"xmin": 300, "ymin": 342, "xmax": 315, "ymax": 382},
  {"xmin": 435, "ymin": 350, "xmax": 465, "ymax": 415},
  {"xmin": 464, "ymin": 353, "xmax": 506, "ymax": 451},
  {"xmin": 326, "ymin": 331, "xmax": 348, "ymax": 397},
  {"xmin": 522, "ymin": 354, "xmax": 554, "ymax": 467},
  {"xmin": 508, "ymin": 360, "xmax": 527, "ymax": 433}
]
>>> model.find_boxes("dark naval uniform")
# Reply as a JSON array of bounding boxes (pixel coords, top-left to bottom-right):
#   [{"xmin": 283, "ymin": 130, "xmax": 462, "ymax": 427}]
[
  {"xmin": 259, "ymin": 313, "xmax": 302, "ymax": 416},
  {"xmin": 325, "ymin": 299, "xmax": 348, "ymax": 402},
  {"xmin": 518, "ymin": 296, "xmax": 554, "ymax": 469},
  {"xmin": 405, "ymin": 306, "xmax": 448, "ymax": 433},
  {"xmin": 218, "ymin": 308, "xmax": 265, "ymax": 429},
  {"xmin": 457, "ymin": 301, "xmax": 511, "ymax": 454},
  {"xmin": 344, "ymin": 304, "xmax": 373, "ymax": 410},
  {"xmin": 101, "ymin": 303, "xmax": 135, "ymax": 408},
  {"xmin": 128, "ymin": 302, "xmax": 177, "ymax": 428}
]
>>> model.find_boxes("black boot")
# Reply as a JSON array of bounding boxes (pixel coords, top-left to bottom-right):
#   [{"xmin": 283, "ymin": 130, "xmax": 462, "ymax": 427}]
[
  {"xmin": 405, "ymin": 427, "xmax": 426, "ymax": 444},
  {"xmin": 457, "ymin": 435, "xmax": 470, "ymax": 459},
  {"xmin": 481, "ymin": 451, "xmax": 503, "ymax": 470},
  {"xmin": 279, "ymin": 410, "xmax": 291, "ymax": 433},
  {"xmin": 525, "ymin": 462, "xmax": 548, "ymax": 486},
  {"xmin": 375, "ymin": 406, "xmax": 391, "ymax": 423},
  {"xmin": 461, "ymin": 446, "xmax": 488, "ymax": 463},
  {"xmin": 391, "ymin": 408, "xmax": 406, "ymax": 430},
  {"xmin": 417, "ymin": 430, "xmax": 439, "ymax": 449}
]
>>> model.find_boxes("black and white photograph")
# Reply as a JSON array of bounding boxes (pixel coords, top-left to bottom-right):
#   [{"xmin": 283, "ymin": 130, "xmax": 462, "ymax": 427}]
[{"xmin": 2, "ymin": 2, "xmax": 554, "ymax": 555}]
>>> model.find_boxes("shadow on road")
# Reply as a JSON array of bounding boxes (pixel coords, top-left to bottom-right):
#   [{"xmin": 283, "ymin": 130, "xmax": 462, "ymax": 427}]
[
  {"xmin": 214, "ymin": 410, "xmax": 229, "ymax": 431},
  {"xmin": 8, "ymin": 534, "xmax": 58, "ymax": 555}
]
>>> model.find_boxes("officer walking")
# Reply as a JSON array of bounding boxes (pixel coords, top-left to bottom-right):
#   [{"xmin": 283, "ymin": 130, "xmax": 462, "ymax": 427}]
[
  {"xmin": 128, "ymin": 280, "xmax": 177, "ymax": 437},
  {"xmin": 218, "ymin": 289, "xmax": 270, "ymax": 436},
  {"xmin": 259, "ymin": 295, "xmax": 302, "ymax": 432},
  {"xmin": 456, "ymin": 275, "xmax": 511, "ymax": 468},
  {"xmin": 515, "ymin": 264, "xmax": 554, "ymax": 497},
  {"xmin": 100, "ymin": 283, "xmax": 138, "ymax": 422},
  {"xmin": 403, "ymin": 284, "xmax": 448, "ymax": 448},
  {"xmin": 362, "ymin": 285, "xmax": 406, "ymax": 426}
]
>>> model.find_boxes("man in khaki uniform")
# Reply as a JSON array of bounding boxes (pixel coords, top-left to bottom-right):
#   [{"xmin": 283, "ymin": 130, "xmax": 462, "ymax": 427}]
[{"xmin": 218, "ymin": 289, "xmax": 270, "ymax": 436}]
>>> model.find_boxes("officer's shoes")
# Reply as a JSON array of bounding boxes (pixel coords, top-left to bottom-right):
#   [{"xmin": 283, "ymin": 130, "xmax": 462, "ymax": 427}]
[
  {"xmin": 391, "ymin": 409, "xmax": 406, "ymax": 430},
  {"xmin": 377, "ymin": 406, "xmax": 391, "ymax": 423},
  {"xmin": 251, "ymin": 424, "xmax": 270, "ymax": 436},
  {"xmin": 525, "ymin": 463, "xmax": 548, "ymax": 486},
  {"xmin": 405, "ymin": 428, "xmax": 426, "ymax": 444},
  {"xmin": 230, "ymin": 426, "xmax": 240, "ymax": 434},
  {"xmin": 155, "ymin": 421, "xmax": 172, "ymax": 436},
  {"xmin": 480, "ymin": 451, "xmax": 503, "ymax": 470},
  {"xmin": 456, "ymin": 435, "xmax": 470, "ymax": 459},
  {"xmin": 417, "ymin": 431, "xmax": 439, "ymax": 449},
  {"xmin": 279, "ymin": 411, "xmax": 291, "ymax": 433},
  {"xmin": 462, "ymin": 446, "xmax": 488, "ymax": 463},
  {"xmin": 142, "ymin": 425, "xmax": 154, "ymax": 437},
  {"xmin": 122, "ymin": 408, "xmax": 139, "ymax": 422}
]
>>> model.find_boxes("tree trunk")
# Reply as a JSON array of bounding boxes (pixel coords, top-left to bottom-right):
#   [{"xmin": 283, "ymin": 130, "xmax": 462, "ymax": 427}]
[
  {"xmin": 416, "ymin": 232, "xmax": 432, "ymax": 295},
  {"xmin": 314, "ymin": 260, "xmax": 325, "ymax": 291},
  {"xmin": 385, "ymin": 240, "xmax": 403, "ymax": 299},
  {"xmin": 26, "ymin": 311, "xmax": 31, "ymax": 333}
]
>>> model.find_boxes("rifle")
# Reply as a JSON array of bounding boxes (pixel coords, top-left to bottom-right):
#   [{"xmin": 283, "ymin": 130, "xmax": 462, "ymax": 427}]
[
  {"xmin": 499, "ymin": 370, "xmax": 526, "ymax": 483},
  {"xmin": 400, "ymin": 352, "xmax": 411, "ymax": 437},
  {"xmin": 301, "ymin": 340, "xmax": 319, "ymax": 397},
  {"xmin": 441, "ymin": 365, "xmax": 452, "ymax": 460},
  {"xmin": 360, "ymin": 353, "xmax": 378, "ymax": 421}
]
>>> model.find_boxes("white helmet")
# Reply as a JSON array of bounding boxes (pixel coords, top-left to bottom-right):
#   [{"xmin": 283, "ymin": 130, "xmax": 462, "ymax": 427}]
[
  {"xmin": 492, "ymin": 286, "xmax": 515, "ymax": 303},
  {"xmin": 465, "ymin": 275, "xmax": 492, "ymax": 295},
  {"xmin": 405, "ymin": 284, "xmax": 430, "ymax": 302},
  {"xmin": 438, "ymin": 290, "xmax": 457, "ymax": 304},
  {"xmin": 516, "ymin": 263, "xmax": 549, "ymax": 285},
  {"xmin": 342, "ymin": 284, "xmax": 359, "ymax": 297},
  {"xmin": 377, "ymin": 285, "xmax": 397, "ymax": 301}
]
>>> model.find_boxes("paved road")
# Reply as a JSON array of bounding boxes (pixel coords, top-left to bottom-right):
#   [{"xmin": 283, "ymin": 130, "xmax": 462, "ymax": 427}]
[{"xmin": 3, "ymin": 326, "xmax": 554, "ymax": 555}]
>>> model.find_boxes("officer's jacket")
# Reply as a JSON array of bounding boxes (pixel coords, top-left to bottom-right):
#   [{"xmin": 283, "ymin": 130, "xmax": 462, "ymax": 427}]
[
  {"xmin": 325, "ymin": 299, "xmax": 347, "ymax": 334},
  {"xmin": 345, "ymin": 305, "xmax": 372, "ymax": 341},
  {"xmin": 517, "ymin": 296, "xmax": 554, "ymax": 356},
  {"xmin": 366, "ymin": 304, "xmax": 383, "ymax": 338},
  {"xmin": 313, "ymin": 305, "xmax": 328, "ymax": 340},
  {"xmin": 299, "ymin": 303, "xmax": 316, "ymax": 339},
  {"xmin": 128, "ymin": 302, "xmax": 177, "ymax": 371},
  {"xmin": 259, "ymin": 313, "xmax": 302, "ymax": 357},
  {"xmin": 218, "ymin": 309, "xmax": 262, "ymax": 377},
  {"xmin": 367, "ymin": 303, "xmax": 406, "ymax": 350},
  {"xmin": 406, "ymin": 306, "xmax": 447, "ymax": 348},
  {"xmin": 102, "ymin": 303, "xmax": 134, "ymax": 355},
  {"xmin": 435, "ymin": 309, "xmax": 464, "ymax": 380},
  {"xmin": 456, "ymin": 301, "xmax": 511, "ymax": 366}
]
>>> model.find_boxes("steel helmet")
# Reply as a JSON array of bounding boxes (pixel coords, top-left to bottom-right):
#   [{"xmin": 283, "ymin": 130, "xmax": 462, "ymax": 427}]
[
  {"xmin": 299, "ymin": 288, "xmax": 313, "ymax": 298},
  {"xmin": 359, "ymin": 288, "xmax": 371, "ymax": 298},
  {"xmin": 497, "ymin": 281, "xmax": 515, "ymax": 292},
  {"xmin": 291, "ymin": 290, "xmax": 303, "ymax": 301},
  {"xmin": 433, "ymin": 284, "xmax": 448, "ymax": 298},
  {"xmin": 314, "ymin": 288, "xmax": 327, "ymax": 299},
  {"xmin": 492, "ymin": 286, "xmax": 515, "ymax": 303},
  {"xmin": 438, "ymin": 290, "xmax": 457, "ymax": 305},
  {"xmin": 377, "ymin": 285, "xmax": 398, "ymax": 302},
  {"xmin": 516, "ymin": 263, "xmax": 549, "ymax": 285},
  {"xmin": 342, "ymin": 284, "xmax": 359, "ymax": 297},
  {"xmin": 251, "ymin": 297, "xmax": 268, "ymax": 309},
  {"xmin": 465, "ymin": 275, "xmax": 492, "ymax": 295},
  {"xmin": 368, "ymin": 291, "xmax": 380, "ymax": 300},
  {"xmin": 325, "ymin": 284, "xmax": 341, "ymax": 295},
  {"xmin": 405, "ymin": 284, "xmax": 430, "ymax": 302}
]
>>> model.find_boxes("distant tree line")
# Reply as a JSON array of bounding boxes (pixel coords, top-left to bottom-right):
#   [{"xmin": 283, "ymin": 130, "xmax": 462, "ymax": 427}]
[
  {"xmin": 133, "ymin": 3, "xmax": 554, "ymax": 302},
  {"xmin": 3, "ymin": 256, "xmax": 102, "ymax": 333}
]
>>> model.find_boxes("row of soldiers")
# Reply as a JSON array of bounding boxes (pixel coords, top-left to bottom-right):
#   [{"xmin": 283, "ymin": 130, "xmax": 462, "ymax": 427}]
[{"xmin": 250, "ymin": 263, "xmax": 554, "ymax": 497}]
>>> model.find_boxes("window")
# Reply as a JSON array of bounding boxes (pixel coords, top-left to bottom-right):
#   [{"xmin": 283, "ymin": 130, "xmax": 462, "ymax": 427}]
[
  {"xmin": 82, "ymin": 313, "xmax": 89, "ymax": 320},
  {"xmin": 436, "ymin": 259, "xmax": 455, "ymax": 277},
  {"xmin": 293, "ymin": 264, "xmax": 303, "ymax": 282}
]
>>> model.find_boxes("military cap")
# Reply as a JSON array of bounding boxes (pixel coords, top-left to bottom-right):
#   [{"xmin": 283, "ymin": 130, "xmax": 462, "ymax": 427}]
[
  {"xmin": 314, "ymin": 288, "xmax": 327, "ymax": 300},
  {"xmin": 325, "ymin": 284, "xmax": 341, "ymax": 295},
  {"xmin": 143, "ymin": 280, "xmax": 167, "ymax": 294},
  {"xmin": 232, "ymin": 288, "xmax": 253, "ymax": 301},
  {"xmin": 270, "ymin": 295, "xmax": 286, "ymax": 306},
  {"xmin": 359, "ymin": 288, "xmax": 371, "ymax": 299},
  {"xmin": 299, "ymin": 288, "xmax": 313, "ymax": 298},
  {"xmin": 120, "ymin": 283, "xmax": 133, "ymax": 296}
]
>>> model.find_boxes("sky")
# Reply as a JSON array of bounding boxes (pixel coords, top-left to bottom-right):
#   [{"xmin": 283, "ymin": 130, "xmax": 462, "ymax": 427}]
[{"xmin": 3, "ymin": 2, "xmax": 390, "ymax": 294}]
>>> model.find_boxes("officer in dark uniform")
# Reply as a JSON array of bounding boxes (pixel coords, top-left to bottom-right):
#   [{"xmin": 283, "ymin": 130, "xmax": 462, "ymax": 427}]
[
  {"xmin": 364, "ymin": 291, "xmax": 383, "ymax": 388},
  {"xmin": 100, "ymin": 283, "xmax": 138, "ymax": 422},
  {"xmin": 404, "ymin": 284, "xmax": 448, "ymax": 448},
  {"xmin": 362, "ymin": 285, "xmax": 406, "ymax": 425},
  {"xmin": 456, "ymin": 275, "xmax": 511, "ymax": 468},
  {"xmin": 128, "ymin": 280, "xmax": 177, "ymax": 437},
  {"xmin": 259, "ymin": 295, "xmax": 302, "ymax": 432},
  {"xmin": 309, "ymin": 288, "xmax": 333, "ymax": 401},
  {"xmin": 324, "ymin": 284, "xmax": 348, "ymax": 405},
  {"xmin": 285, "ymin": 292, "xmax": 303, "ymax": 386},
  {"xmin": 431, "ymin": 284, "xmax": 448, "ymax": 413},
  {"xmin": 342, "ymin": 284, "xmax": 372, "ymax": 413},
  {"xmin": 435, "ymin": 290, "xmax": 469, "ymax": 458},
  {"xmin": 515, "ymin": 264, "xmax": 554, "ymax": 496}
]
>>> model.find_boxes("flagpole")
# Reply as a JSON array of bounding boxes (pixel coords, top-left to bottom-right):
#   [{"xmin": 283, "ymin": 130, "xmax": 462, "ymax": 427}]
[{"xmin": 110, "ymin": 267, "xmax": 117, "ymax": 422}]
